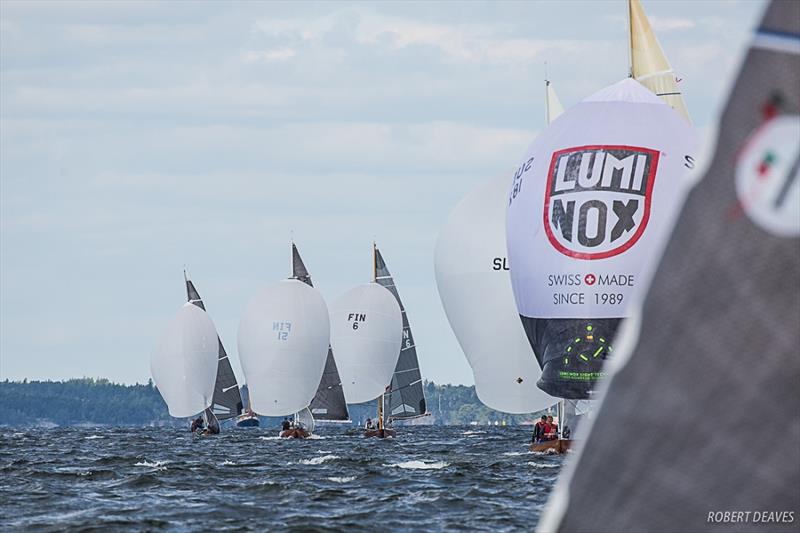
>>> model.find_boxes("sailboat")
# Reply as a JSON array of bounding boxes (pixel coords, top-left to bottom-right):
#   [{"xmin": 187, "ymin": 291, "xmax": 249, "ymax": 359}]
[
  {"xmin": 183, "ymin": 271, "xmax": 245, "ymax": 429},
  {"xmin": 150, "ymin": 295, "xmax": 220, "ymax": 434},
  {"xmin": 237, "ymin": 251, "xmax": 331, "ymax": 439},
  {"xmin": 329, "ymin": 251, "xmax": 403, "ymax": 437},
  {"xmin": 538, "ymin": 2, "xmax": 800, "ymax": 530},
  {"xmin": 292, "ymin": 243, "xmax": 351, "ymax": 425},
  {"xmin": 434, "ymin": 78, "xmax": 564, "ymax": 417},
  {"xmin": 369, "ymin": 244, "xmax": 429, "ymax": 437}
]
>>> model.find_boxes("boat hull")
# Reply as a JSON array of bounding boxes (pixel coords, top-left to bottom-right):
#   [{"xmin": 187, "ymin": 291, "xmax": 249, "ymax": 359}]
[
  {"xmin": 363, "ymin": 428, "xmax": 396, "ymax": 438},
  {"xmin": 530, "ymin": 439, "xmax": 572, "ymax": 454},
  {"xmin": 236, "ymin": 415, "xmax": 260, "ymax": 428},
  {"xmin": 280, "ymin": 428, "xmax": 310, "ymax": 439}
]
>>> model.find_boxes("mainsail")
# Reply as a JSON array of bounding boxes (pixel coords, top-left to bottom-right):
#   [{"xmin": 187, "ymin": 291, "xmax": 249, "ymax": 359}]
[
  {"xmin": 329, "ymin": 282, "xmax": 403, "ymax": 404},
  {"xmin": 374, "ymin": 245, "xmax": 427, "ymax": 420},
  {"xmin": 629, "ymin": 0, "xmax": 691, "ymax": 122},
  {"xmin": 506, "ymin": 78, "xmax": 697, "ymax": 399},
  {"xmin": 540, "ymin": 2, "xmax": 800, "ymax": 531},
  {"xmin": 150, "ymin": 303, "xmax": 219, "ymax": 418},
  {"xmin": 292, "ymin": 244, "xmax": 350, "ymax": 421},
  {"xmin": 434, "ymin": 80, "xmax": 565, "ymax": 414},
  {"xmin": 237, "ymin": 278, "xmax": 330, "ymax": 416},
  {"xmin": 184, "ymin": 274, "xmax": 243, "ymax": 420}
]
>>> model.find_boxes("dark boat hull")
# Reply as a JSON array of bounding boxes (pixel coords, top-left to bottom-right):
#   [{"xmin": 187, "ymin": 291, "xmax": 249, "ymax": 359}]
[
  {"xmin": 363, "ymin": 428, "xmax": 396, "ymax": 438},
  {"xmin": 280, "ymin": 428, "xmax": 310, "ymax": 439},
  {"xmin": 530, "ymin": 439, "xmax": 572, "ymax": 454}
]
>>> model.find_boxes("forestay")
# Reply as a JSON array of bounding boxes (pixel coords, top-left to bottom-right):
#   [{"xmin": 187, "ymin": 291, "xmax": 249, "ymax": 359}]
[
  {"xmin": 506, "ymin": 78, "xmax": 697, "ymax": 398},
  {"xmin": 151, "ymin": 303, "xmax": 219, "ymax": 418},
  {"xmin": 237, "ymin": 279, "xmax": 330, "ymax": 416},
  {"xmin": 330, "ymin": 283, "xmax": 403, "ymax": 404}
]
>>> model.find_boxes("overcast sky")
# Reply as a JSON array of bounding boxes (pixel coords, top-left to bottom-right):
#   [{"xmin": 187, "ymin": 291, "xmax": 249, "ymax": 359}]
[{"xmin": 0, "ymin": 0, "xmax": 765, "ymax": 385}]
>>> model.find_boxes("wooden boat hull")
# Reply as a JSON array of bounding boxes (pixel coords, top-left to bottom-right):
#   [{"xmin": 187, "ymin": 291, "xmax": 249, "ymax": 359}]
[
  {"xmin": 280, "ymin": 428, "xmax": 310, "ymax": 439},
  {"xmin": 530, "ymin": 439, "xmax": 572, "ymax": 454},
  {"xmin": 363, "ymin": 428, "xmax": 396, "ymax": 438}
]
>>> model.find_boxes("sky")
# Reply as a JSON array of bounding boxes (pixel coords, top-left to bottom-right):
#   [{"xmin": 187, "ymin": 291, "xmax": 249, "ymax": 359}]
[{"xmin": 0, "ymin": 0, "xmax": 765, "ymax": 386}]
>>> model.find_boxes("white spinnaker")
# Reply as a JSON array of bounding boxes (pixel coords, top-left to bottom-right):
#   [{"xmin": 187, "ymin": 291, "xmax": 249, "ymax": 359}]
[
  {"xmin": 237, "ymin": 279, "xmax": 330, "ymax": 416},
  {"xmin": 150, "ymin": 303, "xmax": 219, "ymax": 418},
  {"xmin": 546, "ymin": 80, "xmax": 565, "ymax": 124},
  {"xmin": 629, "ymin": 0, "xmax": 691, "ymax": 122},
  {"xmin": 329, "ymin": 283, "xmax": 402, "ymax": 404},
  {"xmin": 506, "ymin": 78, "xmax": 698, "ymax": 320},
  {"xmin": 435, "ymin": 174, "xmax": 556, "ymax": 414}
]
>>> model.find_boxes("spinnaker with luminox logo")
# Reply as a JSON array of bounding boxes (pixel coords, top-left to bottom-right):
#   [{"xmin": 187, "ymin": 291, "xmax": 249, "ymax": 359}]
[{"xmin": 506, "ymin": 78, "xmax": 698, "ymax": 400}]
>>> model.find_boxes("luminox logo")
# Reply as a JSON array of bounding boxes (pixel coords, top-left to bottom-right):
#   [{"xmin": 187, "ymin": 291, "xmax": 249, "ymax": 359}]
[{"xmin": 544, "ymin": 145, "xmax": 660, "ymax": 259}]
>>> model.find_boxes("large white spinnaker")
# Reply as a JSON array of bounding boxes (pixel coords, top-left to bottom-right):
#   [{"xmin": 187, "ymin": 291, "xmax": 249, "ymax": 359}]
[
  {"xmin": 435, "ymin": 174, "xmax": 556, "ymax": 413},
  {"xmin": 329, "ymin": 283, "xmax": 403, "ymax": 404},
  {"xmin": 151, "ymin": 303, "xmax": 219, "ymax": 418},
  {"xmin": 433, "ymin": 80, "xmax": 565, "ymax": 414},
  {"xmin": 629, "ymin": 0, "xmax": 691, "ymax": 122},
  {"xmin": 506, "ymin": 78, "xmax": 698, "ymax": 399},
  {"xmin": 237, "ymin": 279, "xmax": 330, "ymax": 416}
]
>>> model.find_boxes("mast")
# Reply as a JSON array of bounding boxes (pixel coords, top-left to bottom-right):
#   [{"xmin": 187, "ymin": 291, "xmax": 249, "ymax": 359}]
[
  {"xmin": 626, "ymin": 0, "xmax": 633, "ymax": 78},
  {"xmin": 373, "ymin": 241, "xmax": 384, "ymax": 430}
]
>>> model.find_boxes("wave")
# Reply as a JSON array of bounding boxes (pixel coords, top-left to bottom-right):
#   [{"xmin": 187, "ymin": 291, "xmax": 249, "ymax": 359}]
[
  {"xmin": 85, "ymin": 435, "xmax": 104, "ymax": 440},
  {"xmin": 526, "ymin": 461, "xmax": 560, "ymax": 468},
  {"xmin": 327, "ymin": 476, "xmax": 355, "ymax": 483},
  {"xmin": 462, "ymin": 430, "xmax": 486, "ymax": 436},
  {"xmin": 386, "ymin": 460, "xmax": 449, "ymax": 470},
  {"xmin": 258, "ymin": 436, "xmax": 282, "ymax": 441},
  {"xmin": 134, "ymin": 460, "xmax": 167, "ymax": 469},
  {"xmin": 298, "ymin": 455, "xmax": 340, "ymax": 466},
  {"xmin": 221, "ymin": 460, "xmax": 236, "ymax": 466},
  {"xmin": 502, "ymin": 451, "xmax": 532, "ymax": 456}
]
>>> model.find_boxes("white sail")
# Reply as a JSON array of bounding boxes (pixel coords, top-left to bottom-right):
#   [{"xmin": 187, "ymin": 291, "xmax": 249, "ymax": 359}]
[
  {"xmin": 150, "ymin": 303, "xmax": 219, "ymax": 418},
  {"xmin": 237, "ymin": 279, "xmax": 330, "ymax": 416},
  {"xmin": 629, "ymin": 0, "xmax": 691, "ymax": 122},
  {"xmin": 329, "ymin": 283, "xmax": 403, "ymax": 404},
  {"xmin": 506, "ymin": 78, "xmax": 698, "ymax": 321},
  {"xmin": 435, "ymin": 174, "xmax": 557, "ymax": 414}
]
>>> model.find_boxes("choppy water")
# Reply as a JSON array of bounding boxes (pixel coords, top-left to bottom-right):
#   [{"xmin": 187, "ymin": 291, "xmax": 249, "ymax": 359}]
[{"xmin": 1, "ymin": 425, "xmax": 563, "ymax": 531}]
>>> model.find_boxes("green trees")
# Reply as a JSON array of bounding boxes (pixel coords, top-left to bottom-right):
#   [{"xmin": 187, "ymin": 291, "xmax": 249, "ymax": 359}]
[{"xmin": 0, "ymin": 378, "xmax": 542, "ymax": 427}]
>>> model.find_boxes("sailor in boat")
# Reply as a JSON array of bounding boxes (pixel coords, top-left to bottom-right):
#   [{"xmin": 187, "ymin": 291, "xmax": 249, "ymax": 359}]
[
  {"xmin": 532, "ymin": 415, "xmax": 547, "ymax": 443},
  {"xmin": 281, "ymin": 418, "xmax": 291, "ymax": 432},
  {"xmin": 365, "ymin": 418, "xmax": 375, "ymax": 430},
  {"xmin": 562, "ymin": 425, "xmax": 571, "ymax": 440},
  {"xmin": 190, "ymin": 417, "xmax": 204, "ymax": 433},
  {"xmin": 545, "ymin": 415, "xmax": 558, "ymax": 441}
]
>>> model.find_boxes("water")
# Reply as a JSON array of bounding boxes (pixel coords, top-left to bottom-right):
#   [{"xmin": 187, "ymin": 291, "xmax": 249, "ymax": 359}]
[{"xmin": 1, "ymin": 425, "xmax": 564, "ymax": 531}]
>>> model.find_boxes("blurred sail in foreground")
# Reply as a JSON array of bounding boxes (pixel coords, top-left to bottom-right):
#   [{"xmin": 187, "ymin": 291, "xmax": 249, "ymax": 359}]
[
  {"xmin": 540, "ymin": 2, "xmax": 800, "ymax": 531},
  {"xmin": 185, "ymin": 274, "xmax": 243, "ymax": 421},
  {"xmin": 151, "ymin": 303, "xmax": 219, "ymax": 418},
  {"xmin": 292, "ymin": 244, "xmax": 350, "ymax": 421},
  {"xmin": 506, "ymin": 79, "xmax": 697, "ymax": 399},
  {"xmin": 434, "ymin": 81, "xmax": 564, "ymax": 414},
  {"xmin": 629, "ymin": 0, "xmax": 690, "ymax": 122},
  {"xmin": 237, "ymin": 278, "xmax": 330, "ymax": 416},
  {"xmin": 330, "ymin": 282, "xmax": 402, "ymax": 404}
]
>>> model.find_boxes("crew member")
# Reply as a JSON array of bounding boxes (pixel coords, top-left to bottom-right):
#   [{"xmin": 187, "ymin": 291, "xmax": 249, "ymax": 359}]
[
  {"xmin": 532, "ymin": 415, "xmax": 547, "ymax": 443},
  {"xmin": 281, "ymin": 418, "xmax": 291, "ymax": 431},
  {"xmin": 546, "ymin": 415, "xmax": 558, "ymax": 441},
  {"xmin": 190, "ymin": 417, "xmax": 204, "ymax": 433}
]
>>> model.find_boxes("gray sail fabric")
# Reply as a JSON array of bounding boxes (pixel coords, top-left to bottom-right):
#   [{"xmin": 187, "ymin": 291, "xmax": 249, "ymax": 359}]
[
  {"xmin": 185, "ymin": 279, "xmax": 243, "ymax": 420},
  {"xmin": 375, "ymin": 247, "xmax": 427, "ymax": 421},
  {"xmin": 292, "ymin": 244, "xmax": 350, "ymax": 421},
  {"xmin": 543, "ymin": 3, "xmax": 800, "ymax": 532}
]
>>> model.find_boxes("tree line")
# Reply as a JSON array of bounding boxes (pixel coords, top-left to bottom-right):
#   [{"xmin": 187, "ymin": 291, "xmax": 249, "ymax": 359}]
[{"xmin": 0, "ymin": 378, "xmax": 545, "ymax": 427}]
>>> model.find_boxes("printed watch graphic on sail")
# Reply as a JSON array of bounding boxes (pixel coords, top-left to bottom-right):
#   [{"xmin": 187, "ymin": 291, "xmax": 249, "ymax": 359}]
[{"xmin": 545, "ymin": 145, "xmax": 659, "ymax": 260}]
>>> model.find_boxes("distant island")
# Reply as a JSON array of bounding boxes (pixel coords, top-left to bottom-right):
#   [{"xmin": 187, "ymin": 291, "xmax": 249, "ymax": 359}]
[{"xmin": 0, "ymin": 378, "xmax": 545, "ymax": 427}]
